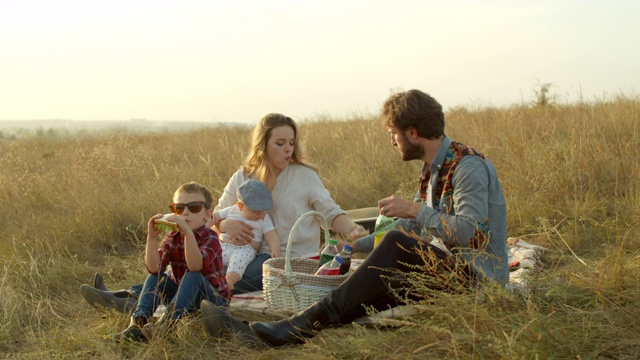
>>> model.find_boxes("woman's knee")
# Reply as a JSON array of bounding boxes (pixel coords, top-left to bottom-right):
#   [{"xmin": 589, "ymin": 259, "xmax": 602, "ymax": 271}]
[
  {"xmin": 242, "ymin": 253, "xmax": 270, "ymax": 279},
  {"xmin": 232, "ymin": 253, "xmax": 270, "ymax": 294}
]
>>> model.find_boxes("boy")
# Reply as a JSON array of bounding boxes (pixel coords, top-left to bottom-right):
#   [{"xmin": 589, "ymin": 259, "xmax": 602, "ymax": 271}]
[
  {"xmin": 112, "ymin": 182, "xmax": 230, "ymax": 342},
  {"xmin": 212, "ymin": 179, "xmax": 281, "ymax": 290}
]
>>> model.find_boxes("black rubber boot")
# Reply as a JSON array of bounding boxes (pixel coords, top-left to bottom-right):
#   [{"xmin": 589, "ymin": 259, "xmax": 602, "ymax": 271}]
[
  {"xmin": 200, "ymin": 300, "xmax": 262, "ymax": 347},
  {"xmin": 110, "ymin": 316, "xmax": 148, "ymax": 343},
  {"xmin": 249, "ymin": 302, "xmax": 338, "ymax": 347}
]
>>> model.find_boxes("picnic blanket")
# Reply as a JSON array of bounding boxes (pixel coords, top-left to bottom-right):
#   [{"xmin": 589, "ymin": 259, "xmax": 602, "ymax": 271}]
[
  {"xmin": 229, "ymin": 237, "xmax": 547, "ymax": 322},
  {"xmin": 505, "ymin": 237, "xmax": 547, "ymax": 294}
]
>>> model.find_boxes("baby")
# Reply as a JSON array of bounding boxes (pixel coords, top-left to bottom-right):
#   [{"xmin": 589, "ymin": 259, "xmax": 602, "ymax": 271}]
[{"xmin": 212, "ymin": 179, "xmax": 280, "ymax": 290}]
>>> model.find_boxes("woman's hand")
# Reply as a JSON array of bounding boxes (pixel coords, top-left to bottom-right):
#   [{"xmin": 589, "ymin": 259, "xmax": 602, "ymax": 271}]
[
  {"xmin": 219, "ymin": 219, "xmax": 254, "ymax": 245},
  {"xmin": 206, "ymin": 211, "xmax": 222, "ymax": 229},
  {"xmin": 349, "ymin": 224, "xmax": 368, "ymax": 240}
]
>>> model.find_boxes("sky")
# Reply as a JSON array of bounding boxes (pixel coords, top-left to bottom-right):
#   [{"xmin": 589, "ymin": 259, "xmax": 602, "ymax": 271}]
[{"xmin": 1, "ymin": 0, "xmax": 639, "ymax": 124}]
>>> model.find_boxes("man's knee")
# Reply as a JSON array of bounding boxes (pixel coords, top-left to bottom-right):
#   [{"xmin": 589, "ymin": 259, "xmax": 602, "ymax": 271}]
[{"xmin": 380, "ymin": 229, "xmax": 416, "ymax": 248}]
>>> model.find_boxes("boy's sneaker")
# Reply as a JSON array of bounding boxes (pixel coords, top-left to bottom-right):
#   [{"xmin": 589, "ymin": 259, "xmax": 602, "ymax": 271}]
[
  {"xmin": 109, "ymin": 316, "xmax": 149, "ymax": 343},
  {"xmin": 110, "ymin": 324, "xmax": 148, "ymax": 343},
  {"xmin": 141, "ymin": 322, "xmax": 158, "ymax": 340},
  {"xmin": 142, "ymin": 312, "xmax": 177, "ymax": 340}
]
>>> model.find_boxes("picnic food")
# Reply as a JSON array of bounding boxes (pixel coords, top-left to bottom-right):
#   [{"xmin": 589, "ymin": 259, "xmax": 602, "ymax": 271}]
[
  {"xmin": 154, "ymin": 213, "xmax": 179, "ymax": 232},
  {"xmin": 373, "ymin": 214, "xmax": 395, "ymax": 248}
]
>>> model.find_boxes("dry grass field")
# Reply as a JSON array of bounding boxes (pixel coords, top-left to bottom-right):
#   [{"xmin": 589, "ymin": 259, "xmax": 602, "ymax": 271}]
[{"xmin": 1, "ymin": 96, "xmax": 639, "ymax": 359}]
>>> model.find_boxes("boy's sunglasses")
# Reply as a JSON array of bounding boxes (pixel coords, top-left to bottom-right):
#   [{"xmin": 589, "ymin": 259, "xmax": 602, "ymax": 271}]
[{"xmin": 169, "ymin": 201, "xmax": 209, "ymax": 215}]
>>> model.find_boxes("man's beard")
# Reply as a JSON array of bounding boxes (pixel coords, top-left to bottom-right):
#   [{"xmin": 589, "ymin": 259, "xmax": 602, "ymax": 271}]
[{"xmin": 400, "ymin": 134, "xmax": 424, "ymax": 161}]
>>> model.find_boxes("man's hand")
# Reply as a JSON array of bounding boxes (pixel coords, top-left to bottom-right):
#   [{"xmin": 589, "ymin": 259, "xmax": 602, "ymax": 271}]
[
  {"xmin": 378, "ymin": 195, "xmax": 421, "ymax": 219},
  {"xmin": 337, "ymin": 239, "xmax": 359, "ymax": 254}
]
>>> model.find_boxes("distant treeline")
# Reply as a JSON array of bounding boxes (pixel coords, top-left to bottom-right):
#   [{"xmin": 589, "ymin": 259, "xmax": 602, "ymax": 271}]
[{"xmin": 0, "ymin": 119, "xmax": 247, "ymax": 139}]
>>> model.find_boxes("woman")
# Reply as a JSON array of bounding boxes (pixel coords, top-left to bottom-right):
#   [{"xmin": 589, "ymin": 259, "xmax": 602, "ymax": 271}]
[
  {"xmin": 215, "ymin": 113, "xmax": 366, "ymax": 292},
  {"xmin": 80, "ymin": 113, "xmax": 367, "ymax": 311}
]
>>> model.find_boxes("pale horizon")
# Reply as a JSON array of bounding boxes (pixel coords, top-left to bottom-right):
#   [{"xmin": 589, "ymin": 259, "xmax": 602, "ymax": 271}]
[{"xmin": 1, "ymin": 0, "xmax": 639, "ymax": 124}]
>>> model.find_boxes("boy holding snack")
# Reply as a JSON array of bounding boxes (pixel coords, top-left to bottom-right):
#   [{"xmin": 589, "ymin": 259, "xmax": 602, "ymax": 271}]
[
  {"xmin": 111, "ymin": 182, "xmax": 229, "ymax": 342},
  {"xmin": 212, "ymin": 179, "xmax": 281, "ymax": 290}
]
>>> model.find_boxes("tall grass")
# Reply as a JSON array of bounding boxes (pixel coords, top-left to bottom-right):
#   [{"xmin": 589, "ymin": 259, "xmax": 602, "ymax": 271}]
[{"xmin": 1, "ymin": 96, "xmax": 639, "ymax": 359}]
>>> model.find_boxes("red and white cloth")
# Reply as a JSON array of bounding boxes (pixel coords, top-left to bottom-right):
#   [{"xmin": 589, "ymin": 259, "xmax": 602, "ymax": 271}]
[
  {"xmin": 508, "ymin": 237, "xmax": 546, "ymax": 270},
  {"xmin": 506, "ymin": 237, "xmax": 547, "ymax": 294}
]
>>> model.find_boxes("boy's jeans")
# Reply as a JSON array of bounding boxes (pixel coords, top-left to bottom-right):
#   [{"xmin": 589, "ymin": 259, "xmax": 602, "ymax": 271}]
[{"xmin": 133, "ymin": 271, "xmax": 228, "ymax": 320}]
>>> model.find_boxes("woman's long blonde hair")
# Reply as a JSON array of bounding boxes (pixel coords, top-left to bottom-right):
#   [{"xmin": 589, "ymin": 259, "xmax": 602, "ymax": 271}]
[{"xmin": 241, "ymin": 113, "xmax": 318, "ymax": 190}]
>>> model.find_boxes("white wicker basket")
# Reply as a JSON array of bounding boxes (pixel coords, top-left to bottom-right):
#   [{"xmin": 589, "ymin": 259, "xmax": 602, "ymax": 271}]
[{"xmin": 262, "ymin": 211, "xmax": 350, "ymax": 313}]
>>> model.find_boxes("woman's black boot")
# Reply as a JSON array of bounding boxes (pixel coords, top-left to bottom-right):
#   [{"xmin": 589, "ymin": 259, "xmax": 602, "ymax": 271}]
[
  {"xmin": 80, "ymin": 285, "xmax": 138, "ymax": 314},
  {"xmin": 249, "ymin": 302, "xmax": 338, "ymax": 347}
]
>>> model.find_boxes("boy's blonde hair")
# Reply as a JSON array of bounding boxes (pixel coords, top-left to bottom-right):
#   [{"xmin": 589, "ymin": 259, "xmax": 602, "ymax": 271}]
[{"xmin": 174, "ymin": 182, "xmax": 214, "ymax": 209}]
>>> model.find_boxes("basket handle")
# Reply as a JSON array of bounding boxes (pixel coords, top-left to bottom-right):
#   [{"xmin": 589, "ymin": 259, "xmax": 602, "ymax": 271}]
[{"xmin": 284, "ymin": 211, "xmax": 330, "ymax": 275}]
